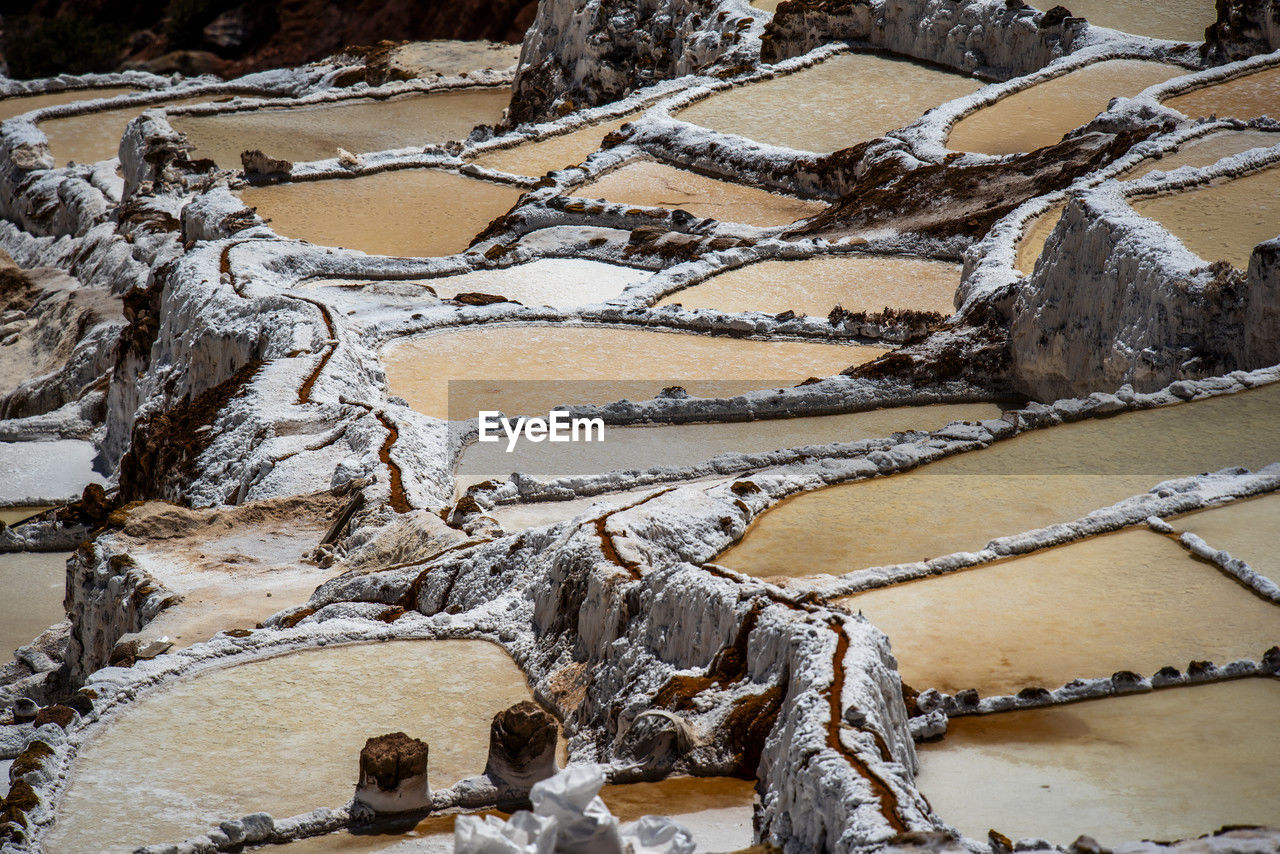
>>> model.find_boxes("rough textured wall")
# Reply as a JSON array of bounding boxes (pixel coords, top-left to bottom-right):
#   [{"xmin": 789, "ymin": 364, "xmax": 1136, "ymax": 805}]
[
  {"xmin": 1202, "ymin": 0, "xmax": 1280, "ymax": 62},
  {"xmin": 1246, "ymin": 237, "xmax": 1280, "ymax": 368}
]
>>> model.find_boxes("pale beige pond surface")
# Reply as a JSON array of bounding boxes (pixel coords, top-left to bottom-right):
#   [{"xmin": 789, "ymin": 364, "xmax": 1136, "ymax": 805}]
[
  {"xmin": 0, "ymin": 551, "xmax": 66, "ymax": 657},
  {"xmin": 0, "ymin": 87, "xmax": 135, "ymax": 122},
  {"xmin": 239, "ymin": 170, "xmax": 523, "ymax": 257},
  {"xmin": 44, "ymin": 641, "xmax": 539, "ymax": 854},
  {"xmin": 304, "ymin": 259, "xmax": 643, "ymax": 309},
  {"xmin": 173, "ymin": 88, "xmax": 510, "ymax": 167},
  {"xmin": 917, "ymin": 679, "xmax": 1280, "ymax": 846},
  {"xmin": 948, "ymin": 60, "xmax": 1186, "ymax": 155},
  {"xmin": 0, "ymin": 505, "xmax": 48, "ymax": 526},
  {"xmin": 658, "ymin": 256, "xmax": 961, "ymax": 316},
  {"xmin": 383, "ymin": 325, "xmax": 887, "ymax": 420},
  {"xmin": 674, "ymin": 53, "xmax": 983, "ymax": 153},
  {"xmin": 1121, "ymin": 129, "xmax": 1280, "ymax": 180},
  {"xmin": 1131, "ymin": 163, "xmax": 1280, "ymax": 269},
  {"xmin": 1037, "ymin": 0, "xmax": 1216, "ymax": 42},
  {"xmin": 575, "ymin": 160, "xmax": 826, "ymax": 226},
  {"xmin": 471, "ymin": 114, "xmax": 637, "ymax": 177},
  {"xmin": 1164, "ymin": 64, "xmax": 1280, "ymax": 121},
  {"xmin": 718, "ymin": 383, "xmax": 1280, "ymax": 575},
  {"xmin": 456, "ymin": 402, "xmax": 1002, "ymax": 491},
  {"xmin": 1016, "ymin": 204, "xmax": 1065, "ymax": 276},
  {"xmin": 39, "ymin": 95, "xmax": 217, "ymax": 165},
  {"xmin": 1169, "ymin": 493, "xmax": 1280, "ymax": 587},
  {"xmin": 838, "ymin": 529, "xmax": 1280, "ymax": 695}
]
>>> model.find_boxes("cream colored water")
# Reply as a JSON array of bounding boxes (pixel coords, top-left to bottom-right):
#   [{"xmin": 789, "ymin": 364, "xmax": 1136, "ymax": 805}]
[
  {"xmin": 658, "ymin": 256, "xmax": 961, "ymax": 316},
  {"xmin": 173, "ymin": 88, "xmax": 509, "ymax": 167},
  {"xmin": 0, "ymin": 87, "xmax": 135, "ymax": 122},
  {"xmin": 240, "ymin": 171, "xmax": 522, "ymax": 257},
  {"xmin": 0, "ymin": 505, "xmax": 48, "ymax": 526},
  {"xmin": 456, "ymin": 403, "xmax": 1002, "ymax": 493},
  {"xmin": 1037, "ymin": 0, "xmax": 1216, "ymax": 41},
  {"xmin": 281, "ymin": 777, "xmax": 755, "ymax": 853},
  {"xmin": 675, "ymin": 53, "xmax": 983, "ymax": 153},
  {"xmin": 917, "ymin": 680, "xmax": 1280, "ymax": 845},
  {"xmin": 1121, "ymin": 129, "xmax": 1280, "ymax": 180},
  {"xmin": 45, "ymin": 641, "xmax": 537, "ymax": 854},
  {"xmin": 718, "ymin": 383, "xmax": 1280, "ymax": 575},
  {"xmin": 575, "ymin": 161, "xmax": 826, "ymax": 227},
  {"xmin": 1170, "ymin": 493, "xmax": 1280, "ymax": 587},
  {"xmin": 0, "ymin": 551, "xmax": 66, "ymax": 656},
  {"xmin": 39, "ymin": 95, "xmax": 216, "ymax": 165},
  {"xmin": 471, "ymin": 115, "xmax": 636, "ymax": 177},
  {"xmin": 1131, "ymin": 163, "xmax": 1280, "ymax": 269},
  {"xmin": 383, "ymin": 325, "xmax": 887, "ymax": 420},
  {"xmin": 1016, "ymin": 204, "xmax": 1065, "ymax": 276},
  {"xmin": 948, "ymin": 60, "xmax": 1186, "ymax": 155},
  {"xmin": 838, "ymin": 529, "xmax": 1279, "ymax": 695},
  {"xmin": 1165, "ymin": 65, "xmax": 1280, "ymax": 121}
]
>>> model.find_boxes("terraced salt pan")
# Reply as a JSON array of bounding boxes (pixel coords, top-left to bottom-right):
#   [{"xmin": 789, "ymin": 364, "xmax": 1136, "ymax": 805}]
[
  {"xmin": 673, "ymin": 53, "xmax": 983, "ymax": 154},
  {"xmin": 275, "ymin": 777, "xmax": 754, "ymax": 853},
  {"xmin": 916, "ymin": 679, "xmax": 1280, "ymax": 846},
  {"xmin": 947, "ymin": 60, "xmax": 1186, "ymax": 155},
  {"xmin": 0, "ymin": 506, "xmax": 48, "ymax": 526},
  {"xmin": 172, "ymin": 88, "xmax": 510, "ymax": 168},
  {"xmin": 382, "ymin": 325, "xmax": 887, "ymax": 420},
  {"xmin": 1033, "ymin": 0, "xmax": 1216, "ymax": 42},
  {"xmin": 717, "ymin": 383, "xmax": 1280, "ymax": 576},
  {"xmin": 303, "ymin": 259, "xmax": 643, "ymax": 309},
  {"xmin": 836, "ymin": 529, "xmax": 1279, "ymax": 696},
  {"xmin": 38, "ymin": 95, "xmax": 219, "ymax": 165},
  {"xmin": 1169, "ymin": 493, "xmax": 1280, "ymax": 587},
  {"xmin": 470, "ymin": 114, "xmax": 637, "ymax": 177},
  {"xmin": 656, "ymin": 256, "xmax": 961, "ymax": 316},
  {"xmin": 43, "ymin": 640, "xmax": 540, "ymax": 854},
  {"xmin": 1121, "ymin": 129, "xmax": 1280, "ymax": 180},
  {"xmin": 0, "ymin": 551, "xmax": 66, "ymax": 657},
  {"xmin": 239, "ymin": 170, "xmax": 523, "ymax": 258},
  {"xmin": 1015, "ymin": 204, "xmax": 1065, "ymax": 276},
  {"xmin": 0, "ymin": 439, "xmax": 105, "ymax": 503},
  {"xmin": 1164, "ymin": 64, "xmax": 1280, "ymax": 120},
  {"xmin": 455, "ymin": 402, "xmax": 1002, "ymax": 493},
  {"xmin": 0, "ymin": 87, "xmax": 136, "ymax": 122},
  {"xmin": 1131, "ymin": 162, "xmax": 1280, "ymax": 269},
  {"xmin": 574, "ymin": 160, "xmax": 826, "ymax": 226}
]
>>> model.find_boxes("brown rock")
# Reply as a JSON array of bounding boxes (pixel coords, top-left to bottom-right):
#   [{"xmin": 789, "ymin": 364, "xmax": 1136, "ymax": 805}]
[
  {"xmin": 484, "ymin": 701, "xmax": 559, "ymax": 789},
  {"xmin": 240, "ymin": 150, "xmax": 293, "ymax": 177},
  {"xmin": 359, "ymin": 732, "xmax": 429, "ymax": 792},
  {"xmin": 32, "ymin": 705, "xmax": 76, "ymax": 729}
]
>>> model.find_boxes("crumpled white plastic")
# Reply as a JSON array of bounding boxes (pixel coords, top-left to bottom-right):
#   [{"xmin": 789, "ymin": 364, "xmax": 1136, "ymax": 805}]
[{"xmin": 454, "ymin": 765, "xmax": 696, "ymax": 854}]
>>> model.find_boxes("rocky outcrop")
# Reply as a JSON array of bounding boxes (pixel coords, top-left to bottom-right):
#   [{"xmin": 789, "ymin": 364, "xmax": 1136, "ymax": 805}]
[
  {"xmin": 484, "ymin": 700, "xmax": 560, "ymax": 790},
  {"xmin": 1246, "ymin": 237, "xmax": 1280, "ymax": 368},
  {"xmin": 355, "ymin": 732, "xmax": 432, "ymax": 813},
  {"xmin": 1202, "ymin": 0, "xmax": 1280, "ymax": 63}
]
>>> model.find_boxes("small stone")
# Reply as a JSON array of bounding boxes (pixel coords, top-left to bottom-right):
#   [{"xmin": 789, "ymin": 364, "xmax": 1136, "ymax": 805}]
[
  {"xmin": 33, "ymin": 705, "xmax": 75, "ymax": 730},
  {"xmin": 955, "ymin": 688, "xmax": 980, "ymax": 708},
  {"xmin": 12, "ymin": 698, "xmax": 37, "ymax": 724},
  {"xmin": 355, "ymin": 733, "xmax": 431, "ymax": 813},
  {"xmin": 240, "ymin": 812, "xmax": 273, "ymax": 843},
  {"xmin": 218, "ymin": 819, "xmax": 246, "ymax": 845},
  {"xmin": 485, "ymin": 701, "xmax": 559, "ymax": 790}
]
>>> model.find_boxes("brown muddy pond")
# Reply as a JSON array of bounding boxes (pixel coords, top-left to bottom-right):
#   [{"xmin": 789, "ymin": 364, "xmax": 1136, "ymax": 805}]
[
  {"xmin": 837, "ymin": 528, "xmax": 1279, "ymax": 696},
  {"xmin": 1169, "ymin": 492, "xmax": 1280, "ymax": 587},
  {"xmin": 1131, "ymin": 162, "xmax": 1280, "ymax": 269},
  {"xmin": 38, "ymin": 94, "xmax": 219, "ymax": 165},
  {"xmin": 574, "ymin": 160, "xmax": 826, "ymax": 227},
  {"xmin": 1164, "ymin": 64, "xmax": 1280, "ymax": 121},
  {"xmin": 674, "ymin": 52, "xmax": 982, "ymax": 153},
  {"xmin": 239, "ymin": 170, "xmax": 523, "ymax": 257},
  {"xmin": 173, "ymin": 88, "xmax": 510, "ymax": 167},
  {"xmin": 716, "ymin": 382, "xmax": 1280, "ymax": 576},
  {"xmin": 657, "ymin": 255, "xmax": 961, "ymax": 316},
  {"xmin": 0, "ymin": 87, "xmax": 136, "ymax": 123},
  {"xmin": 1037, "ymin": 0, "xmax": 1217, "ymax": 42},
  {"xmin": 44, "ymin": 640, "xmax": 541, "ymax": 854},
  {"xmin": 916, "ymin": 679, "xmax": 1280, "ymax": 845},
  {"xmin": 470, "ymin": 114, "xmax": 638, "ymax": 177},
  {"xmin": 0, "ymin": 550, "xmax": 66, "ymax": 657},
  {"xmin": 1121, "ymin": 129, "xmax": 1280, "ymax": 180},
  {"xmin": 947, "ymin": 60, "xmax": 1186, "ymax": 155},
  {"xmin": 382, "ymin": 325, "xmax": 887, "ymax": 420}
]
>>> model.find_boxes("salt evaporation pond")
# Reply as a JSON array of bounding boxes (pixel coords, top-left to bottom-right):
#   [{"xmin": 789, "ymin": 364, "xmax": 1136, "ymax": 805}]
[
  {"xmin": 382, "ymin": 325, "xmax": 887, "ymax": 420},
  {"xmin": 1164, "ymin": 64, "xmax": 1280, "ymax": 121},
  {"xmin": 239, "ymin": 170, "xmax": 523, "ymax": 258},
  {"xmin": 0, "ymin": 506, "xmax": 48, "ymax": 526},
  {"xmin": 276, "ymin": 777, "xmax": 754, "ymax": 853},
  {"xmin": 574, "ymin": 161, "xmax": 826, "ymax": 226},
  {"xmin": 44, "ymin": 640, "xmax": 540, "ymax": 854},
  {"xmin": 471, "ymin": 114, "xmax": 638, "ymax": 177},
  {"xmin": 38, "ymin": 94, "xmax": 221, "ymax": 165},
  {"xmin": 455, "ymin": 402, "xmax": 1002, "ymax": 493},
  {"xmin": 717, "ymin": 382, "xmax": 1280, "ymax": 575},
  {"xmin": 172, "ymin": 88, "xmax": 510, "ymax": 168},
  {"xmin": 917, "ymin": 679, "xmax": 1280, "ymax": 846},
  {"xmin": 1169, "ymin": 492, "xmax": 1280, "ymax": 587},
  {"xmin": 1035, "ymin": 0, "xmax": 1216, "ymax": 42},
  {"xmin": 836, "ymin": 529, "xmax": 1279, "ymax": 696},
  {"xmin": 0, "ymin": 87, "xmax": 135, "ymax": 122},
  {"xmin": 0, "ymin": 439, "xmax": 106, "ymax": 503},
  {"xmin": 0, "ymin": 551, "xmax": 66, "ymax": 657},
  {"xmin": 303, "ymin": 258, "xmax": 643, "ymax": 309},
  {"xmin": 1131, "ymin": 162, "xmax": 1280, "ymax": 269},
  {"xmin": 947, "ymin": 60, "xmax": 1186, "ymax": 155},
  {"xmin": 673, "ymin": 53, "xmax": 982, "ymax": 153},
  {"xmin": 1015, "ymin": 204, "xmax": 1065, "ymax": 276},
  {"xmin": 656, "ymin": 256, "xmax": 961, "ymax": 316}
]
